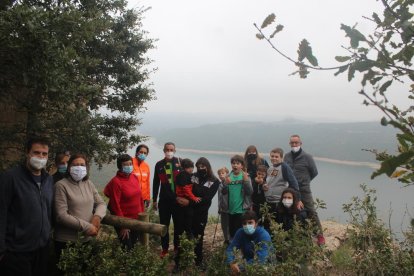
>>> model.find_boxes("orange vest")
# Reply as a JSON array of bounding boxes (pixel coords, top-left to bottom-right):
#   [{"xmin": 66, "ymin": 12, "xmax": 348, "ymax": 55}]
[{"xmin": 132, "ymin": 157, "xmax": 151, "ymax": 201}]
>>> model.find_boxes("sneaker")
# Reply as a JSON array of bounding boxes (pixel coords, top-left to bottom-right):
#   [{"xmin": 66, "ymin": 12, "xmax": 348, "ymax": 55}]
[
  {"xmin": 317, "ymin": 234, "xmax": 326, "ymax": 246},
  {"xmin": 160, "ymin": 249, "xmax": 169, "ymax": 258}
]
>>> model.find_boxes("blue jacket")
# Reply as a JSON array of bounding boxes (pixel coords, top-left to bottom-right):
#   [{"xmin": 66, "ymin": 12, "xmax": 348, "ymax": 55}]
[
  {"xmin": 0, "ymin": 165, "xmax": 53, "ymax": 254},
  {"xmin": 226, "ymin": 226, "xmax": 272, "ymax": 264}
]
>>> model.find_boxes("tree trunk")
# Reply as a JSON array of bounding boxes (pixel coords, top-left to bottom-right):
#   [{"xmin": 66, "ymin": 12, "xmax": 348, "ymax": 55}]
[{"xmin": 102, "ymin": 214, "xmax": 167, "ymax": 237}]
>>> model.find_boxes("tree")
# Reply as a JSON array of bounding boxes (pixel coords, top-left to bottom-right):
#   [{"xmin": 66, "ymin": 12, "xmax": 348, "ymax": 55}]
[
  {"xmin": 0, "ymin": 0, "xmax": 155, "ymax": 170},
  {"xmin": 255, "ymin": 0, "xmax": 414, "ymax": 185}
]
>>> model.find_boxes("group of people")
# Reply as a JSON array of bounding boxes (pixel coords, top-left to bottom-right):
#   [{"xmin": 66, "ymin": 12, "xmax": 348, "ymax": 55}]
[{"xmin": 0, "ymin": 134, "xmax": 324, "ymax": 275}]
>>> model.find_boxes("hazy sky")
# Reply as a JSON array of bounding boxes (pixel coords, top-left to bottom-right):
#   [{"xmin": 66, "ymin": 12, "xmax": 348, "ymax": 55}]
[{"xmin": 130, "ymin": 0, "xmax": 410, "ymax": 126}]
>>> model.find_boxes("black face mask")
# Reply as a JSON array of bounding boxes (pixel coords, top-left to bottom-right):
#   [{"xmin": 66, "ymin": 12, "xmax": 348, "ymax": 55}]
[
  {"xmin": 247, "ymin": 154, "xmax": 257, "ymax": 161},
  {"xmin": 198, "ymin": 169, "xmax": 207, "ymax": 177}
]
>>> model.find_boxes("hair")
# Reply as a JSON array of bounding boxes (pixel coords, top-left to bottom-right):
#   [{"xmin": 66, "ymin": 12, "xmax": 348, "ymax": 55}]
[
  {"xmin": 277, "ymin": 188, "xmax": 301, "ymax": 215},
  {"xmin": 135, "ymin": 144, "xmax": 149, "ymax": 155},
  {"xmin": 195, "ymin": 157, "xmax": 216, "ymax": 181},
  {"xmin": 231, "ymin": 154, "xmax": 245, "ymax": 166},
  {"xmin": 26, "ymin": 137, "xmax": 49, "ymax": 153},
  {"xmin": 217, "ymin": 166, "xmax": 229, "ymax": 175},
  {"xmin": 256, "ymin": 164, "xmax": 267, "ymax": 174},
  {"xmin": 181, "ymin": 158, "xmax": 194, "ymax": 169},
  {"xmin": 241, "ymin": 210, "xmax": 258, "ymax": 223},
  {"xmin": 290, "ymin": 134, "xmax": 302, "ymax": 142},
  {"xmin": 163, "ymin": 142, "xmax": 176, "ymax": 151},
  {"xmin": 244, "ymin": 145, "xmax": 265, "ymax": 170},
  {"xmin": 66, "ymin": 153, "xmax": 89, "ymax": 181},
  {"xmin": 116, "ymin": 154, "xmax": 132, "ymax": 170},
  {"xmin": 270, "ymin": 147, "xmax": 284, "ymax": 158},
  {"xmin": 54, "ymin": 152, "xmax": 69, "ymax": 165}
]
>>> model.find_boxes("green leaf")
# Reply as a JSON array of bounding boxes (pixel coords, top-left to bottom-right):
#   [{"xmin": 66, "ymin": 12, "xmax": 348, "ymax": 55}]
[
  {"xmin": 334, "ymin": 65, "xmax": 349, "ymax": 76},
  {"xmin": 256, "ymin": 33, "xmax": 264, "ymax": 40},
  {"xmin": 372, "ymin": 12, "xmax": 381, "ymax": 24},
  {"xmin": 261, "ymin": 13, "xmax": 275, "ymax": 29},
  {"xmin": 347, "ymin": 64, "xmax": 355, "ymax": 81},
  {"xmin": 379, "ymin": 80, "xmax": 393, "ymax": 94},
  {"xmin": 380, "ymin": 117, "xmax": 388, "ymax": 126},
  {"xmin": 353, "ymin": 60, "xmax": 375, "ymax": 72},
  {"xmin": 297, "ymin": 39, "xmax": 318, "ymax": 66},
  {"xmin": 372, "ymin": 151, "xmax": 413, "ymax": 178},
  {"xmin": 335, "ymin": 56, "xmax": 351, "ymax": 62},
  {"xmin": 270, "ymin": 24, "xmax": 284, "ymax": 38},
  {"xmin": 341, "ymin": 24, "xmax": 366, "ymax": 48}
]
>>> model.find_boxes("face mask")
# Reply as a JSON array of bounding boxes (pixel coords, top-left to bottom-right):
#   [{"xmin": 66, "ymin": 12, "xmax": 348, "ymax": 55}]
[
  {"xmin": 57, "ymin": 164, "xmax": 67, "ymax": 173},
  {"xmin": 198, "ymin": 169, "xmax": 207, "ymax": 177},
  {"xmin": 29, "ymin": 157, "xmax": 47, "ymax": 170},
  {"xmin": 137, "ymin": 153, "xmax": 146, "ymax": 161},
  {"xmin": 291, "ymin": 146, "xmax": 301, "ymax": 153},
  {"xmin": 243, "ymin": 224, "xmax": 256, "ymax": 235},
  {"xmin": 165, "ymin": 151, "xmax": 174, "ymax": 159},
  {"xmin": 122, "ymin": 165, "xmax": 133, "ymax": 174},
  {"xmin": 247, "ymin": 154, "xmax": 257, "ymax": 161},
  {"xmin": 70, "ymin": 166, "xmax": 87, "ymax": 182},
  {"xmin": 282, "ymin": 198, "xmax": 294, "ymax": 208}
]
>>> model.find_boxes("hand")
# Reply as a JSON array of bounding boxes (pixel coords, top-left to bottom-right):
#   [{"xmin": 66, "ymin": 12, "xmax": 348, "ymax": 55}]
[
  {"xmin": 262, "ymin": 183, "xmax": 269, "ymax": 192},
  {"xmin": 85, "ymin": 224, "xmax": 98, "ymax": 236},
  {"xmin": 297, "ymin": 200, "xmax": 304, "ymax": 210},
  {"xmin": 194, "ymin": 197, "xmax": 202, "ymax": 203},
  {"xmin": 230, "ymin": 263, "xmax": 240, "ymax": 275},
  {"xmin": 120, "ymin": 228, "xmax": 130, "ymax": 240},
  {"xmin": 176, "ymin": 197, "xmax": 190, "ymax": 207},
  {"xmin": 255, "ymin": 176, "xmax": 264, "ymax": 184},
  {"xmin": 225, "ymin": 176, "xmax": 231, "ymax": 184},
  {"xmin": 152, "ymin": 201, "xmax": 158, "ymax": 211},
  {"xmin": 90, "ymin": 215, "xmax": 101, "ymax": 231},
  {"xmin": 144, "ymin": 200, "xmax": 150, "ymax": 208}
]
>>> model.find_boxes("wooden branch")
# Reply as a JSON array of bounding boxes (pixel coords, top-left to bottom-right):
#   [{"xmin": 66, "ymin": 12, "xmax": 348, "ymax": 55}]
[{"xmin": 101, "ymin": 214, "xmax": 167, "ymax": 237}]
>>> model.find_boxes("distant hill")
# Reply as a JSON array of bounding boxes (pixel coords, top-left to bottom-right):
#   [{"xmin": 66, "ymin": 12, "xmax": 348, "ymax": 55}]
[{"xmin": 156, "ymin": 121, "xmax": 398, "ymax": 162}]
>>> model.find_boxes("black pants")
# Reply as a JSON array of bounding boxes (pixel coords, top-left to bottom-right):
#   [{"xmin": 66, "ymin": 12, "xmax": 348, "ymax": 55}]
[
  {"xmin": 192, "ymin": 209, "xmax": 208, "ymax": 265},
  {"xmin": 228, "ymin": 213, "xmax": 243, "ymax": 239},
  {"xmin": 0, "ymin": 246, "xmax": 49, "ymax": 276},
  {"xmin": 115, "ymin": 228, "xmax": 140, "ymax": 250},
  {"xmin": 158, "ymin": 200, "xmax": 179, "ymax": 250}
]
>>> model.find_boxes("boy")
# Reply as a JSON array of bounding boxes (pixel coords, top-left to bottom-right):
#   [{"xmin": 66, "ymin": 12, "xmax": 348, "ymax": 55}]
[
  {"xmin": 252, "ymin": 164, "xmax": 267, "ymax": 217},
  {"xmin": 222, "ymin": 155, "xmax": 253, "ymax": 239},
  {"xmin": 217, "ymin": 166, "xmax": 230, "ymax": 244}
]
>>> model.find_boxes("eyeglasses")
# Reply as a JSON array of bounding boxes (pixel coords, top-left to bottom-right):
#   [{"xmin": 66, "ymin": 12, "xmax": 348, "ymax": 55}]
[{"xmin": 289, "ymin": 141, "xmax": 301, "ymax": 145}]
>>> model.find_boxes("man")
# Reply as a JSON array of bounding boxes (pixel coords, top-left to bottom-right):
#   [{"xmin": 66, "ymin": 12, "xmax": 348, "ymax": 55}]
[
  {"xmin": 226, "ymin": 210, "xmax": 272, "ymax": 274},
  {"xmin": 284, "ymin": 134, "xmax": 325, "ymax": 246},
  {"xmin": 0, "ymin": 137, "xmax": 54, "ymax": 275},
  {"xmin": 152, "ymin": 142, "xmax": 181, "ymax": 257}
]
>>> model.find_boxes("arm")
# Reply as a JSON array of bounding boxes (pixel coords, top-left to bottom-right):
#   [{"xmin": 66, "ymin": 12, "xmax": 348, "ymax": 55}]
[
  {"xmin": 226, "ymin": 229, "xmax": 242, "ymax": 264},
  {"xmin": 92, "ymin": 182, "xmax": 107, "ymax": 219},
  {"xmin": 104, "ymin": 179, "xmax": 124, "ymax": 217},
  {"xmin": 255, "ymin": 233, "xmax": 272, "ymax": 264},
  {"xmin": 192, "ymin": 179, "xmax": 220, "ymax": 208},
  {"xmin": 152, "ymin": 163, "xmax": 160, "ymax": 203},
  {"xmin": 284, "ymin": 164, "xmax": 301, "ymax": 198},
  {"xmin": 54, "ymin": 182, "xmax": 93, "ymax": 232},
  {"xmin": 242, "ymin": 173, "xmax": 253, "ymax": 196},
  {"xmin": 0, "ymin": 172, "xmax": 12, "ymax": 255},
  {"xmin": 307, "ymin": 154, "xmax": 318, "ymax": 180}
]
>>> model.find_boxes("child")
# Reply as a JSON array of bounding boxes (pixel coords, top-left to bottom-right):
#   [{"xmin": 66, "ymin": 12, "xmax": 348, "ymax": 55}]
[
  {"xmin": 222, "ymin": 155, "xmax": 253, "ymax": 239},
  {"xmin": 217, "ymin": 166, "xmax": 230, "ymax": 244},
  {"xmin": 175, "ymin": 158, "xmax": 201, "ymax": 236},
  {"xmin": 263, "ymin": 148, "xmax": 302, "ymax": 233},
  {"xmin": 252, "ymin": 164, "xmax": 267, "ymax": 218}
]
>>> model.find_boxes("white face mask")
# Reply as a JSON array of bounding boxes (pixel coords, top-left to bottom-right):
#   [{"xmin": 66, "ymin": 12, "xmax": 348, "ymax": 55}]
[
  {"xmin": 29, "ymin": 157, "xmax": 47, "ymax": 170},
  {"xmin": 165, "ymin": 151, "xmax": 174, "ymax": 159},
  {"xmin": 70, "ymin": 166, "xmax": 87, "ymax": 182},
  {"xmin": 291, "ymin": 146, "xmax": 301, "ymax": 153},
  {"xmin": 282, "ymin": 198, "xmax": 294, "ymax": 208}
]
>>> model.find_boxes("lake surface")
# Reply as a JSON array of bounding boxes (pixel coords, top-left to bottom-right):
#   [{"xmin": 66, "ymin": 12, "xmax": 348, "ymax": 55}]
[{"xmin": 90, "ymin": 138, "xmax": 414, "ymax": 237}]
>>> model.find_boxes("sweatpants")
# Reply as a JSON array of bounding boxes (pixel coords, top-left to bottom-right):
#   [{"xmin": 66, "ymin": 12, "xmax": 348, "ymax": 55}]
[
  {"xmin": 192, "ymin": 210, "xmax": 208, "ymax": 265},
  {"xmin": 300, "ymin": 191, "xmax": 323, "ymax": 234},
  {"xmin": 158, "ymin": 200, "xmax": 179, "ymax": 250},
  {"xmin": 228, "ymin": 213, "xmax": 243, "ymax": 239},
  {"xmin": 220, "ymin": 212, "xmax": 230, "ymax": 242}
]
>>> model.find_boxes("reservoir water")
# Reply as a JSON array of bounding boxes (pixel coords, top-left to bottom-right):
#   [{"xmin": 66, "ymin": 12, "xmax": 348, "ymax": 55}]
[{"xmin": 90, "ymin": 138, "xmax": 414, "ymax": 237}]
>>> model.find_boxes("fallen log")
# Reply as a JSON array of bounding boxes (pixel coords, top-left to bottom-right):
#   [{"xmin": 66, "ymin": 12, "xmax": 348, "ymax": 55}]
[{"xmin": 102, "ymin": 214, "xmax": 167, "ymax": 237}]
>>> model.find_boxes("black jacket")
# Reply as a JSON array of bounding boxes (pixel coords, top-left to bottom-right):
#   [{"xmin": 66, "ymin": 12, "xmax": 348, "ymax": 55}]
[
  {"xmin": 152, "ymin": 157, "xmax": 181, "ymax": 202},
  {"xmin": 191, "ymin": 174, "xmax": 220, "ymax": 213},
  {"xmin": 0, "ymin": 165, "xmax": 53, "ymax": 254}
]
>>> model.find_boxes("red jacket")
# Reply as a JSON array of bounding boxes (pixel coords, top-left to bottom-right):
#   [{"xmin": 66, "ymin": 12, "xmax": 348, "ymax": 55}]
[
  {"xmin": 104, "ymin": 171, "xmax": 144, "ymax": 219},
  {"xmin": 176, "ymin": 184, "xmax": 198, "ymax": 202}
]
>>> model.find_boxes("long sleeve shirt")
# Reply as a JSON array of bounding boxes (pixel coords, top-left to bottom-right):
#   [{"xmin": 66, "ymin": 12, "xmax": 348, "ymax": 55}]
[
  {"xmin": 226, "ymin": 226, "xmax": 272, "ymax": 264},
  {"xmin": 132, "ymin": 157, "xmax": 151, "ymax": 201},
  {"xmin": 54, "ymin": 177, "xmax": 106, "ymax": 242},
  {"xmin": 104, "ymin": 171, "xmax": 144, "ymax": 219}
]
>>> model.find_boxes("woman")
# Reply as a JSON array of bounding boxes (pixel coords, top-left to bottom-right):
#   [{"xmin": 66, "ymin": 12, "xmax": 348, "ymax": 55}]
[
  {"xmin": 54, "ymin": 153, "xmax": 106, "ymax": 262},
  {"xmin": 104, "ymin": 154, "xmax": 144, "ymax": 249},
  {"xmin": 132, "ymin": 144, "xmax": 151, "ymax": 208},
  {"xmin": 275, "ymin": 188, "xmax": 307, "ymax": 232},
  {"xmin": 244, "ymin": 145, "xmax": 269, "ymax": 216},
  {"xmin": 176, "ymin": 157, "xmax": 219, "ymax": 268}
]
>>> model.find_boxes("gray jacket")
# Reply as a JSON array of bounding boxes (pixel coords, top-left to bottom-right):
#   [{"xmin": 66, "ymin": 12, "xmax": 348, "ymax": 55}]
[
  {"xmin": 284, "ymin": 149, "xmax": 318, "ymax": 193},
  {"xmin": 218, "ymin": 181, "xmax": 229, "ymax": 213}
]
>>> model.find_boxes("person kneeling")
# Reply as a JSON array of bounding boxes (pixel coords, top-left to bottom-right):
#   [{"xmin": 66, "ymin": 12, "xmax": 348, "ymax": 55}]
[{"xmin": 226, "ymin": 210, "xmax": 272, "ymax": 274}]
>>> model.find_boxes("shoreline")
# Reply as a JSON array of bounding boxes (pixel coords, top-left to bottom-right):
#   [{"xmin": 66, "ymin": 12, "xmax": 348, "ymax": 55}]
[{"xmin": 176, "ymin": 147, "xmax": 379, "ymax": 169}]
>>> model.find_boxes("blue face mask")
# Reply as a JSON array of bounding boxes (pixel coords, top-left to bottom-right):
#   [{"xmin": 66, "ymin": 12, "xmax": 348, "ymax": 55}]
[
  {"xmin": 58, "ymin": 164, "xmax": 67, "ymax": 174},
  {"xmin": 243, "ymin": 224, "xmax": 256, "ymax": 235},
  {"xmin": 122, "ymin": 165, "xmax": 133, "ymax": 174},
  {"xmin": 137, "ymin": 153, "xmax": 146, "ymax": 161}
]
